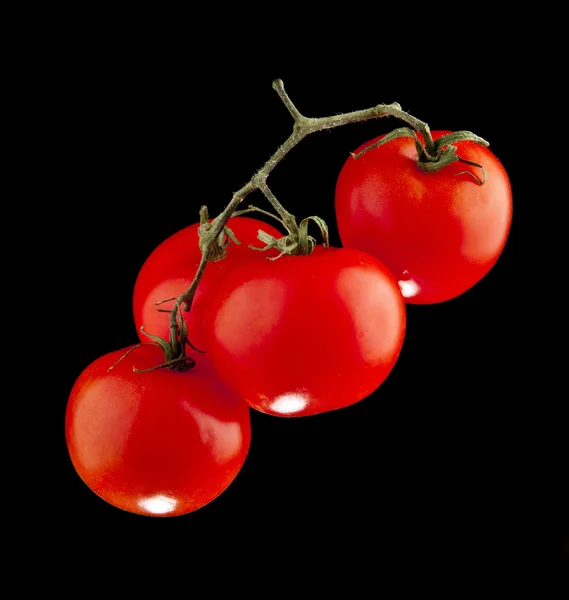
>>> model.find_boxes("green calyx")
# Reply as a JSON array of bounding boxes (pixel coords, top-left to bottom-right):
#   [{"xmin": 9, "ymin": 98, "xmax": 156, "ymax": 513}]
[
  {"xmin": 249, "ymin": 215, "xmax": 330, "ymax": 260},
  {"xmin": 107, "ymin": 321, "xmax": 198, "ymax": 374},
  {"xmin": 106, "ymin": 323, "xmax": 197, "ymax": 375},
  {"xmin": 234, "ymin": 204, "xmax": 330, "ymax": 260},
  {"xmin": 137, "ymin": 324, "xmax": 196, "ymax": 373},
  {"xmin": 351, "ymin": 127, "xmax": 489, "ymax": 185}
]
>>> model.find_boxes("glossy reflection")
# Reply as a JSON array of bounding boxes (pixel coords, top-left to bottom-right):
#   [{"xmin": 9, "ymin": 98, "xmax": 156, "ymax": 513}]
[
  {"xmin": 398, "ymin": 270, "xmax": 421, "ymax": 299},
  {"xmin": 270, "ymin": 392, "xmax": 309, "ymax": 415},
  {"xmin": 184, "ymin": 403, "xmax": 243, "ymax": 464},
  {"xmin": 138, "ymin": 494, "xmax": 178, "ymax": 515}
]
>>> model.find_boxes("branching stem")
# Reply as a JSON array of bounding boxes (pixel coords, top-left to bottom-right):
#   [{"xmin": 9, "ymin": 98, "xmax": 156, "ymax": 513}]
[{"xmin": 166, "ymin": 79, "xmax": 438, "ymax": 359}]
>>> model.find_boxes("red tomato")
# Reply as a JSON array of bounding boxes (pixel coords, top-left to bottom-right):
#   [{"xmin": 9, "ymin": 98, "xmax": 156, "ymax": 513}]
[
  {"xmin": 65, "ymin": 345, "xmax": 251, "ymax": 516},
  {"xmin": 335, "ymin": 131, "xmax": 513, "ymax": 304},
  {"xmin": 133, "ymin": 216, "xmax": 283, "ymax": 349},
  {"xmin": 203, "ymin": 246, "xmax": 406, "ymax": 417}
]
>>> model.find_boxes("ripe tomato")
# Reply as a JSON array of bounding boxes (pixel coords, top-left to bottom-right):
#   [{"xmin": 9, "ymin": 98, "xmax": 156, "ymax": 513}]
[
  {"xmin": 133, "ymin": 216, "xmax": 283, "ymax": 349},
  {"xmin": 65, "ymin": 345, "xmax": 251, "ymax": 516},
  {"xmin": 203, "ymin": 246, "xmax": 406, "ymax": 417},
  {"xmin": 334, "ymin": 131, "xmax": 512, "ymax": 304}
]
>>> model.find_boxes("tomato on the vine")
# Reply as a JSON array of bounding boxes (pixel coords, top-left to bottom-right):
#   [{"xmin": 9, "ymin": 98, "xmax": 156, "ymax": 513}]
[
  {"xmin": 65, "ymin": 345, "xmax": 251, "ymax": 516},
  {"xmin": 334, "ymin": 131, "xmax": 512, "ymax": 304},
  {"xmin": 202, "ymin": 246, "xmax": 406, "ymax": 417},
  {"xmin": 133, "ymin": 216, "xmax": 283, "ymax": 350}
]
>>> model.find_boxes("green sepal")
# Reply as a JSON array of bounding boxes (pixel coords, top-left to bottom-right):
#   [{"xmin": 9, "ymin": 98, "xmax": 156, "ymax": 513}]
[
  {"xmin": 298, "ymin": 215, "xmax": 330, "ymax": 253},
  {"xmin": 434, "ymin": 131, "xmax": 489, "ymax": 152},
  {"xmin": 351, "ymin": 127, "xmax": 419, "ymax": 160},
  {"xmin": 139, "ymin": 326, "xmax": 176, "ymax": 362}
]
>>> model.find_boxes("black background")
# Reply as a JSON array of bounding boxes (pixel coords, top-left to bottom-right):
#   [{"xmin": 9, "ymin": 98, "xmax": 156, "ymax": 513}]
[{"xmin": 35, "ymin": 24, "xmax": 566, "ymax": 594}]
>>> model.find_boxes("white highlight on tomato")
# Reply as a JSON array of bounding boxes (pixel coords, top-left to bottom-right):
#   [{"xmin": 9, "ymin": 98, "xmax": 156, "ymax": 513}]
[
  {"xmin": 271, "ymin": 393, "xmax": 308, "ymax": 415},
  {"xmin": 398, "ymin": 271, "xmax": 421, "ymax": 298},
  {"xmin": 138, "ymin": 494, "xmax": 178, "ymax": 515},
  {"xmin": 184, "ymin": 404, "xmax": 243, "ymax": 464}
]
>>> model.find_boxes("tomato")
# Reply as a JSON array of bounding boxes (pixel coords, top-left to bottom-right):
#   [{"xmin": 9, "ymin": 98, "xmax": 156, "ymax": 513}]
[
  {"xmin": 65, "ymin": 345, "xmax": 251, "ymax": 516},
  {"xmin": 133, "ymin": 216, "xmax": 283, "ymax": 350},
  {"xmin": 202, "ymin": 246, "xmax": 406, "ymax": 417},
  {"xmin": 334, "ymin": 130, "xmax": 512, "ymax": 304}
]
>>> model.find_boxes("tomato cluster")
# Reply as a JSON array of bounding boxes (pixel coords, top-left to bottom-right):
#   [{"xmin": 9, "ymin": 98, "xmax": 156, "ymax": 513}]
[{"xmin": 65, "ymin": 130, "xmax": 512, "ymax": 517}]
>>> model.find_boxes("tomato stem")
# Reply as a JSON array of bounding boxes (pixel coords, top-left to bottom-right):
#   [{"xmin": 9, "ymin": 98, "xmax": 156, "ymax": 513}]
[
  {"xmin": 233, "ymin": 204, "xmax": 292, "ymax": 229},
  {"xmin": 163, "ymin": 79, "xmax": 480, "ymax": 366}
]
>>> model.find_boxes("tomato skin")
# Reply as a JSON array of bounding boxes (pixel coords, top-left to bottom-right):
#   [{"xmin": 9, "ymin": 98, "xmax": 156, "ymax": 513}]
[
  {"xmin": 203, "ymin": 246, "xmax": 406, "ymax": 417},
  {"xmin": 334, "ymin": 131, "xmax": 513, "ymax": 304},
  {"xmin": 65, "ymin": 346, "xmax": 251, "ymax": 516},
  {"xmin": 133, "ymin": 216, "xmax": 283, "ymax": 349}
]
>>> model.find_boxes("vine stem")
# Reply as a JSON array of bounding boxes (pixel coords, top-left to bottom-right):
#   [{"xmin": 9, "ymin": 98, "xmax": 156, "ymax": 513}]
[{"xmin": 167, "ymin": 79, "xmax": 434, "ymax": 356}]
